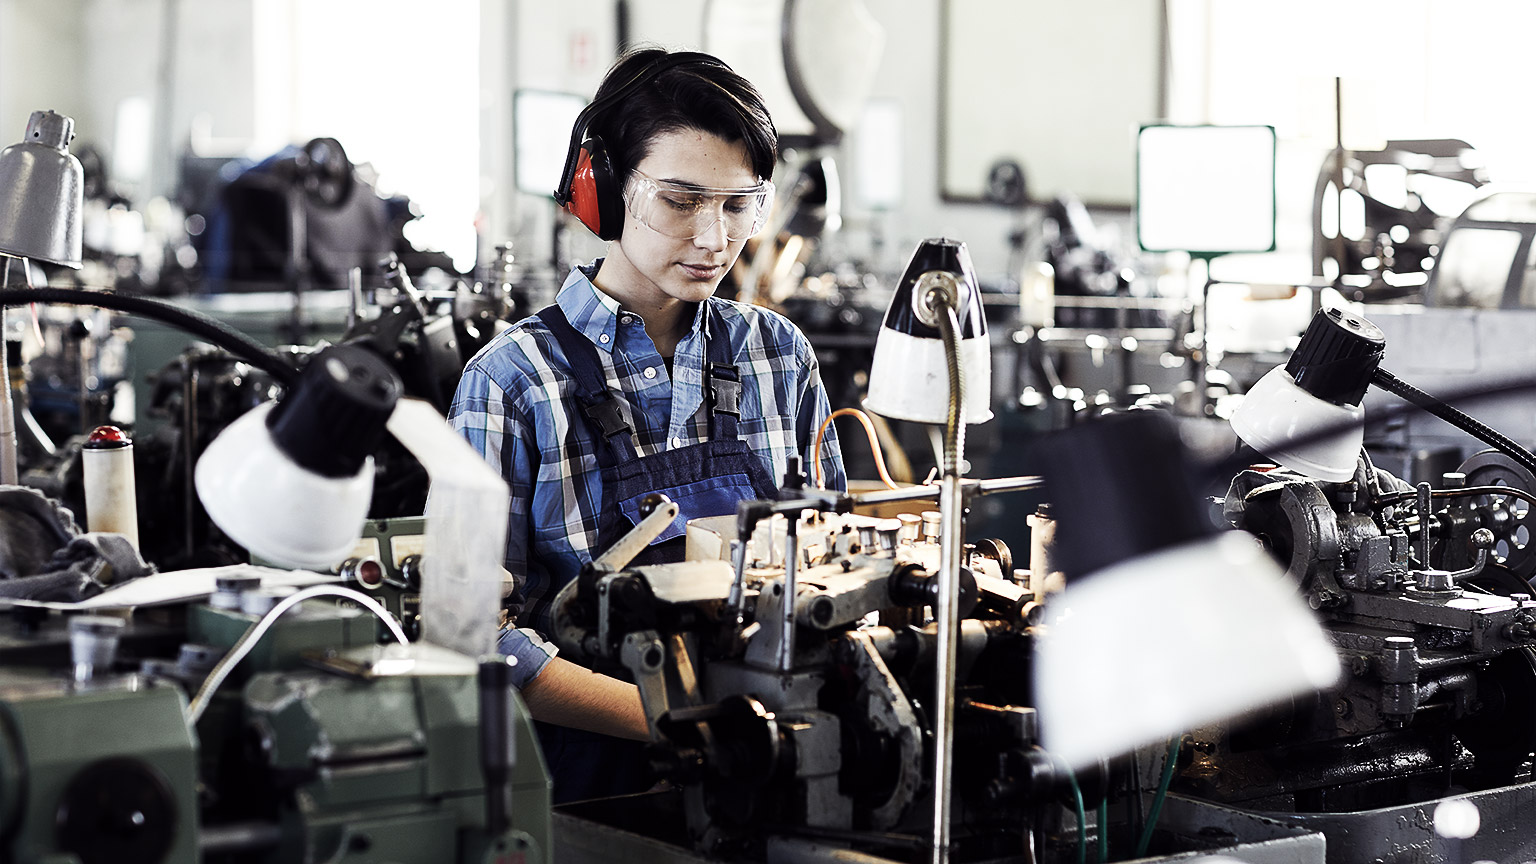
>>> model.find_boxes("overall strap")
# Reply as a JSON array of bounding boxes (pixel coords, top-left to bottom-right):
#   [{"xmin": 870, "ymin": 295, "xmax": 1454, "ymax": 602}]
[
  {"xmin": 536, "ymin": 305, "xmax": 640, "ymax": 463},
  {"xmin": 703, "ymin": 302, "xmax": 742, "ymax": 440}
]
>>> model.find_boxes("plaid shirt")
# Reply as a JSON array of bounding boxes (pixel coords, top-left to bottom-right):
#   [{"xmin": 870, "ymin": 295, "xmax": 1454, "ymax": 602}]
[{"xmin": 449, "ymin": 262, "xmax": 846, "ymax": 636}]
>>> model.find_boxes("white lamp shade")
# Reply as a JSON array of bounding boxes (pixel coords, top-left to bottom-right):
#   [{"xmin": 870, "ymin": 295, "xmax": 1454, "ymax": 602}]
[
  {"xmin": 195, "ymin": 402, "xmax": 374, "ymax": 570},
  {"xmin": 1230, "ymin": 365, "xmax": 1364, "ymax": 482},
  {"xmin": 864, "ymin": 326, "xmax": 993, "ymax": 424},
  {"xmin": 1036, "ymin": 531, "xmax": 1341, "ymax": 769}
]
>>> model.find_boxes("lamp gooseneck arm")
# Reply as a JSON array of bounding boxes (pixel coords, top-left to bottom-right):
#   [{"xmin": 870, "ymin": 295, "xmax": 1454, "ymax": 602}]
[
  {"xmin": 924, "ymin": 276, "xmax": 967, "ymax": 864},
  {"xmin": 1371, "ymin": 367, "xmax": 1536, "ymax": 477}
]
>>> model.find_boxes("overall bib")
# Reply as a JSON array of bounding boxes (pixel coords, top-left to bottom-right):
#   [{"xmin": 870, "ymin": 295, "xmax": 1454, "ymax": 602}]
[{"xmin": 532, "ymin": 302, "xmax": 779, "ymax": 802}]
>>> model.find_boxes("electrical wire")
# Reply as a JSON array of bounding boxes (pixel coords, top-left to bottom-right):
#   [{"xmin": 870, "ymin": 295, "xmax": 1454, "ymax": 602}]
[
  {"xmin": 185, "ymin": 584, "xmax": 409, "ymax": 726},
  {"xmin": 813, "ymin": 406, "xmax": 900, "ymax": 490},
  {"xmin": 1135, "ymin": 735, "xmax": 1182, "ymax": 859},
  {"xmin": 1065, "ymin": 768, "xmax": 1087, "ymax": 864}
]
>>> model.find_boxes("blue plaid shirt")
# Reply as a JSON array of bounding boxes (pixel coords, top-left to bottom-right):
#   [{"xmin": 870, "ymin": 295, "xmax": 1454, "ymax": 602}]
[{"xmin": 449, "ymin": 261, "xmax": 846, "ymax": 639}]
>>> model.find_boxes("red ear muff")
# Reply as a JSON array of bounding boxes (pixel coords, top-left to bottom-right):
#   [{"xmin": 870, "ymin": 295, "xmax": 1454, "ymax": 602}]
[
  {"xmin": 562, "ymin": 136, "xmax": 625, "ymax": 241},
  {"xmin": 555, "ymin": 52, "xmax": 734, "ymax": 240}
]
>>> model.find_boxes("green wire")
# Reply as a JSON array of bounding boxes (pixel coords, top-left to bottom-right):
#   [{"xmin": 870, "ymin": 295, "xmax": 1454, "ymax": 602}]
[
  {"xmin": 1135, "ymin": 735, "xmax": 1183, "ymax": 858},
  {"xmin": 1097, "ymin": 796, "xmax": 1108, "ymax": 863},
  {"xmin": 1066, "ymin": 768, "xmax": 1087, "ymax": 864}
]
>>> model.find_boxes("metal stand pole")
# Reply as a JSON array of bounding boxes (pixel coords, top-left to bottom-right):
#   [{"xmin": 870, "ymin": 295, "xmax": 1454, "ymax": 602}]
[
  {"xmin": 918, "ymin": 272, "xmax": 968, "ymax": 864},
  {"xmin": 0, "ymin": 257, "xmax": 19, "ymax": 484}
]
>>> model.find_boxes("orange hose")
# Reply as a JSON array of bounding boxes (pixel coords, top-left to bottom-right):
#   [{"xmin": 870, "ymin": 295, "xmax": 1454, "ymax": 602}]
[{"xmin": 813, "ymin": 407, "xmax": 899, "ymax": 490}]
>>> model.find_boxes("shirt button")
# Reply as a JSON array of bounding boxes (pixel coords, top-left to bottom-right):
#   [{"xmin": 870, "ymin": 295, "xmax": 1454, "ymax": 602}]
[
  {"xmin": 672, "ymin": 437, "xmax": 682, "ymax": 448},
  {"xmin": 643, "ymin": 367, "xmax": 657, "ymax": 379},
  {"xmin": 599, "ymin": 333, "xmax": 610, "ymax": 344}
]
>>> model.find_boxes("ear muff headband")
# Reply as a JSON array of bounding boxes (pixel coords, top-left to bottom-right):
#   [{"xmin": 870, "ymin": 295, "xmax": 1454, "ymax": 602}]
[{"xmin": 554, "ymin": 52, "xmax": 734, "ymax": 240}]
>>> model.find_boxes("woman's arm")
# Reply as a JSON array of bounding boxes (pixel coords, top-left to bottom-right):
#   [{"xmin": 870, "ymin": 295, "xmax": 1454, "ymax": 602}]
[{"xmin": 519, "ymin": 657, "xmax": 650, "ymax": 741}]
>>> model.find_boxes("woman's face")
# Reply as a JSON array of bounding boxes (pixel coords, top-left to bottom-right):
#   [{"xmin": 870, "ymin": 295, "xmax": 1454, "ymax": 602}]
[{"xmin": 601, "ymin": 128, "xmax": 758, "ymax": 307}]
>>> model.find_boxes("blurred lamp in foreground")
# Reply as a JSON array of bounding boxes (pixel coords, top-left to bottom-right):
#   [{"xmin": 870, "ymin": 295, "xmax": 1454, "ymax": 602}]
[
  {"xmin": 864, "ymin": 237, "xmax": 992, "ymax": 424},
  {"xmin": 1230, "ymin": 307, "xmax": 1385, "ymax": 482},
  {"xmin": 195, "ymin": 345, "xmax": 401, "ymax": 570},
  {"xmin": 1034, "ymin": 410, "xmax": 1340, "ymax": 769},
  {"xmin": 0, "ymin": 110, "xmax": 84, "ymax": 267}
]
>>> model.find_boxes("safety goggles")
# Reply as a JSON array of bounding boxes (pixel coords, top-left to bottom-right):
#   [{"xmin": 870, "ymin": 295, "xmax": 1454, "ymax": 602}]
[{"xmin": 623, "ymin": 171, "xmax": 776, "ymax": 241}]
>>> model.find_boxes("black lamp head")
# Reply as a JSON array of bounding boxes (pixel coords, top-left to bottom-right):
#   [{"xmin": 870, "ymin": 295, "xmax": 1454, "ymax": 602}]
[
  {"xmin": 1284, "ymin": 307, "xmax": 1386, "ymax": 408},
  {"xmin": 267, "ymin": 345, "xmax": 403, "ymax": 478},
  {"xmin": 882, "ymin": 238, "xmax": 987, "ymax": 341}
]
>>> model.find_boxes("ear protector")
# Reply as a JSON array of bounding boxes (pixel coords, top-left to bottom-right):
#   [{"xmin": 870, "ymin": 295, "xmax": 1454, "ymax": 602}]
[{"xmin": 553, "ymin": 52, "xmax": 733, "ymax": 241}]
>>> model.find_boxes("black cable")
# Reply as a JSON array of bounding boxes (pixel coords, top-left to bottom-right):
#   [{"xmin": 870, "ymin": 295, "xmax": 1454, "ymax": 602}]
[
  {"xmin": 1372, "ymin": 484, "xmax": 1536, "ymax": 511},
  {"xmin": 1203, "ymin": 375, "xmax": 1536, "ymax": 488},
  {"xmin": 0, "ymin": 287, "xmax": 298, "ymax": 387},
  {"xmin": 1372, "ymin": 367, "xmax": 1536, "ymax": 477}
]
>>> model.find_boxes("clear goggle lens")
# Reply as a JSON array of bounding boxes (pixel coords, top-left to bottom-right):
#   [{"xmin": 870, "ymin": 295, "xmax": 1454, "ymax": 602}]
[{"xmin": 624, "ymin": 172, "xmax": 776, "ymax": 241}]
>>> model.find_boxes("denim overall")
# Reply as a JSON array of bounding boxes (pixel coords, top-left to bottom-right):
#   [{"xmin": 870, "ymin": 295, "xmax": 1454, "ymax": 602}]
[{"xmin": 532, "ymin": 302, "xmax": 779, "ymax": 802}]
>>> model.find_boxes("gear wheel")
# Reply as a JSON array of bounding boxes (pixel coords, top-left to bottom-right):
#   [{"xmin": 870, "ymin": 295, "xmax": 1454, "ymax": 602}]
[{"xmin": 1458, "ymin": 450, "xmax": 1536, "ymax": 578}]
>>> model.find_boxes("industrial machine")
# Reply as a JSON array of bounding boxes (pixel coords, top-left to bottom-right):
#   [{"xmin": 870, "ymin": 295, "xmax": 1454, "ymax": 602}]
[
  {"xmin": 1163, "ymin": 447, "xmax": 1536, "ymax": 861},
  {"xmin": 0, "ymin": 570, "xmax": 549, "ymax": 864},
  {"xmin": 541, "ymin": 470, "xmax": 1332, "ymax": 864}
]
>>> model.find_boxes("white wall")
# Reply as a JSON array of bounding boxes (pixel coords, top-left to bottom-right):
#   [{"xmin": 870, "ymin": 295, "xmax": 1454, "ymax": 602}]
[
  {"xmin": 483, "ymin": 0, "xmax": 1057, "ymax": 283},
  {"xmin": 1, "ymin": 0, "xmax": 1145, "ymax": 283},
  {"xmin": 0, "ymin": 0, "xmax": 88, "ymax": 152}
]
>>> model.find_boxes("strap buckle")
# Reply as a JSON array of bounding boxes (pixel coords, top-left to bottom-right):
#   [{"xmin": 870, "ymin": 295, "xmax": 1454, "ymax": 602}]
[
  {"xmin": 707, "ymin": 363, "xmax": 742, "ymax": 416},
  {"xmin": 583, "ymin": 394, "xmax": 633, "ymax": 438}
]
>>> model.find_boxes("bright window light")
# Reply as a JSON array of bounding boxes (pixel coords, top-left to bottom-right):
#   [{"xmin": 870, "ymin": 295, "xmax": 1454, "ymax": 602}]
[
  {"xmin": 254, "ymin": 0, "xmax": 480, "ymax": 272},
  {"xmin": 1137, "ymin": 124, "xmax": 1276, "ymax": 254}
]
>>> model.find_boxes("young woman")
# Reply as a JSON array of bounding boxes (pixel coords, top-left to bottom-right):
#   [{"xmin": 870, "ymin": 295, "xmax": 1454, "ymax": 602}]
[{"xmin": 449, "ymin": 47, "xmax": 845, "ymax": 802}]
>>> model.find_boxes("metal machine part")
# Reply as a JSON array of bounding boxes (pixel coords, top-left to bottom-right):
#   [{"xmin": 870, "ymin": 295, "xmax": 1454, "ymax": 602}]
[
  {"xmin": 548, "ymin": 490, "xmax": 1314, "ymax": 863},
  {"xmin": 0, "ymin": 570, "xmax": 550, "ymax": 864},
  {"xmin": 1190, "ymin": 451, "xmax": 1536, "ymax": 818}
]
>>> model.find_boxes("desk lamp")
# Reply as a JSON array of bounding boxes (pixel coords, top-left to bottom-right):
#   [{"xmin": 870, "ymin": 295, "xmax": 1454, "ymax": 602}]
[
  {"xmin": 0, "ymin": 110, "xmax": 84, "ymax": 484},
  {"xmin": 1231, "ymin": 305, "xmax": 1536, "ymax": 482},
  {"xmin": 1033, "ymin": 410, "xmax": 1340, "ymax": 769},
  {"xmin": 1230, "ymin": 306, "xmax": 1383, "ymax": 481},
  {"xmin": 863, "ymin": 237, "xmax": 990, "ymax": 864},
  {"xmin": 196, "ymin": 343, "xmax": 510, "ymax": 659},
  {"xmin": 195, "ymin": 345, "xmax": 400, "ymax": 571}
]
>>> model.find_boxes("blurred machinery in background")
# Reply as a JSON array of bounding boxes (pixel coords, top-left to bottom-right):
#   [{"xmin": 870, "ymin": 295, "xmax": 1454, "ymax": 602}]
[
  {"xmin": 1359, "ymin": 189, "xmax": 1536, "ymax": 482},
  {"xmin": 1313, "ymin": 138, "xmax": 1488, "ymax": 303}
]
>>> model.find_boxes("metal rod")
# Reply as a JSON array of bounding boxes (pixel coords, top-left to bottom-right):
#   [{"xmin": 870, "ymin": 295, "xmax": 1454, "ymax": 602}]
[
  {"xmin": 1417, "ymin": 481, "xmax": 1433, "ymax": 567},
  {"xmin": 777, "ymin": 517, "xmax": 801, "ymax": 673},
  {"xmin": 0, "ymin": 257, "xmax": 15, "ymax": 484},
  {"xmin": 849, "ymin": 475, "xmax": 1040, "ymax": 508},
  {"xmin": 726, "ymin": 537, "xmax": 748, "ymax": 628}
]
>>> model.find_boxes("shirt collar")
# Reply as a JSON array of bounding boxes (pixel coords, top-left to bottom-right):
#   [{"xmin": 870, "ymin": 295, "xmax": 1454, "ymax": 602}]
[
  {"xmin": 555, "ymin": 261, "xmax": 622, "ymax": 353},
  {"xmin": 555, "ymin": 258, "xmax": 713, "ymax": 353}
]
